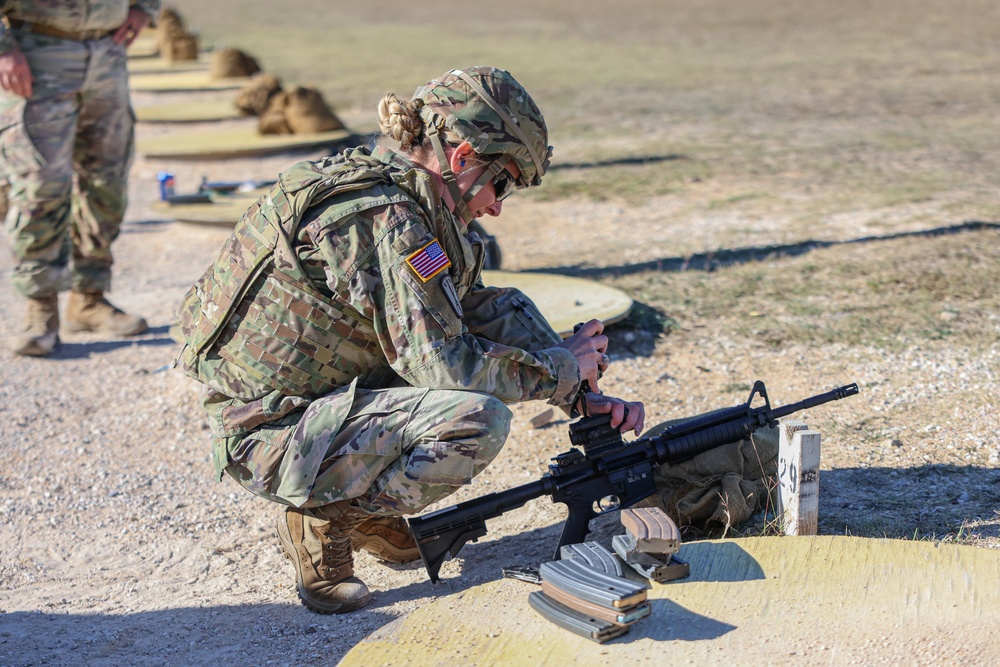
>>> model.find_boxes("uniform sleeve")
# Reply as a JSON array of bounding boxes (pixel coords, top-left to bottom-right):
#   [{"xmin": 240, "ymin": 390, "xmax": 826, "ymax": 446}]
[
  {"xmin": 355, "ymin": 215, "xmax": 580, "ymax": 407},
  {"xmin": 460, "ymin": 281, "xmax": 565, "ymax": 351}
]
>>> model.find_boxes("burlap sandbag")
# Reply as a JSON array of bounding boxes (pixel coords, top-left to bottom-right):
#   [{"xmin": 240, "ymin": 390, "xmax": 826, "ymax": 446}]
[
  {"xmin": 637, "ymin": 415, "xmax": 780, "ymax": 537},
  {"xmin": 257, "ymin": 86, "xmax": 345, "ymax": 135},
  {"xmin": 235, "ymin": 73, "xmax": 284, "ymax": 117},
  {"xmin": 257, "ymin": 90, "xmax": 292, "ymax": 134},
  {"xmin": 156, "ymin": 7, "xmax": 185, "ymax": 53},
  {"xmin": 210, "ymin": 48, "xmax": 261, "ymax": 79},
  {"xmin": 161, "ymin": 32, "xmax": 198, "ymax": 62},
  {"xmin": 159, "ymin": 7, "xmax": 184, "ymax": 31}
]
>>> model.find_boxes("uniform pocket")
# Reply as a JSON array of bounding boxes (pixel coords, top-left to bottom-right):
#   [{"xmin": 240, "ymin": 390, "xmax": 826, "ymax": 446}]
[
  {"xmin": 396, "ymin": 266, "xmax": 464, "ymax": 339},
  {"xmin": 403, "ymin": 441, "xmax": 479, "ymax": 486},
  {"xmin": 226, "ymin": 424, "xmax": 294, "ymax": 499},
  {"xmin": 0, "ymin": 103, "xmax": 46, "ymax": 175}
]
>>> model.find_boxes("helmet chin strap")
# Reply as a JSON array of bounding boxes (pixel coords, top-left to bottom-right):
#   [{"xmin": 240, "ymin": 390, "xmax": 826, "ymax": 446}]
[{"xmin": 427, "ymin": 124, "xmax": 506, "ymax": 225}]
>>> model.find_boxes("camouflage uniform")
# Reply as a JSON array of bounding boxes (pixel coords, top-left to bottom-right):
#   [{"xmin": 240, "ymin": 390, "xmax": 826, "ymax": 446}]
[
  {"xmin": 0, "ymin": 0, "xmax": 159, "ymax": 298},
  {"xmin": 177, "ymin": 145, "xmax": 580, "ymax": 515}
]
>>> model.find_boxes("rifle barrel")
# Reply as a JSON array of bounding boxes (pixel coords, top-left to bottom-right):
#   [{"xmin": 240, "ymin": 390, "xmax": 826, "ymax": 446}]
[{"xmin": 771, "ymin": 383, "xmax": 859, "ymax": 421}]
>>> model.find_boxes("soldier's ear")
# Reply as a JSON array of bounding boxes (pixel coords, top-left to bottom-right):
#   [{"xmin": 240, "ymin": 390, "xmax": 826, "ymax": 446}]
[{"xmin": 449, "ymin": 141, "xmax": 475, "ymax": 173}]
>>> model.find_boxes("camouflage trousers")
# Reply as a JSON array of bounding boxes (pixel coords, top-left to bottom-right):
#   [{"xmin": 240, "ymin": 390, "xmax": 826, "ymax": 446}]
[
  {"xmin": 223, "ymin": 385, "xmax": 513, "ymax": 515},
  {"xmin": 0, "ymin": 31, "xmax": 134, "ymax": 298}
]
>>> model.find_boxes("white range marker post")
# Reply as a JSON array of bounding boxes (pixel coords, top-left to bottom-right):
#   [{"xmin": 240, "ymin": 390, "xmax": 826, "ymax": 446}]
[{"xmin": 777, "ymin": 419, "xmax": 821, "ymax": 535}]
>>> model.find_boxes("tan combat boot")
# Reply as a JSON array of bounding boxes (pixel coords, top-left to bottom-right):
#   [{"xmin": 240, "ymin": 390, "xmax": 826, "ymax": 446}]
[
  {"xmin": 64, "ymin": 291, "xmax": 148, "ymax": 336},
  {"xmin": 10, "ymin": 295, "xmax": 60, "ymax": 357},
  {"xmin": 276, "ymin": 503, "xmax": 373, "ymax": 614},
  {"xmin": 352, "ymin": 516, "xmax": 421, "ymax": 564}
]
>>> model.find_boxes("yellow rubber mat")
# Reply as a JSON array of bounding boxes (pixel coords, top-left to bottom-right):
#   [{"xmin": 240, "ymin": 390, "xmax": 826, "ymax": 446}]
[
  {"xmin": 480, "ymin": 270, "xmax": 633, "ymax": 337},
  {"xmin": 137, "ymin": 126, "xmax": 353, "ymax": 159},
  {"xmin": 135, "ymin": 100, "xmax": 243, "ymax": 123},
  {"xmin": 340, "ymin": 535, "xmax": 1000, "ymax": 665},
  {"xmin": 129, "ymin": 71, "xmax": 250, "ymax": 92},
  {"xmin": 127, "ymin": 56, "xmax": 209, "ymax": 75}
]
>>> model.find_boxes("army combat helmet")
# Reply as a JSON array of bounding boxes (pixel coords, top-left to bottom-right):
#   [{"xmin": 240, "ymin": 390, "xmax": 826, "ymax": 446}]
[{"xmin": 413, "ymin": 66, "xmax": 552, "ymax": 224}]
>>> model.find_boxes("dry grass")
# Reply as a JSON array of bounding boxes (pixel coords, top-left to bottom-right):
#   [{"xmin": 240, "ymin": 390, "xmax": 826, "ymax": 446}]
[
  {"xmin": 167, "ymin": 0, "xmax": 1000, "ymax": 224},
  {"xmin": 612, "ymin": 226, "xmax": 1000, "ymax": 351}
]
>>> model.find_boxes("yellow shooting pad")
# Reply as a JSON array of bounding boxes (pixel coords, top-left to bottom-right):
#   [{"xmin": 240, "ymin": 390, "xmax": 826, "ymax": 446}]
[
  {"xmin": 128, "ymin": 30, "xmax": 214, "ymax": 60},
  {"xmin": 127, "ymin": 55, "xmax": 209, "ymax": 75},
  {"xmin": 153, "ymin": 192, "xmax": 263, "ymax": 226},
  {"xmin": 137, "ymin": 127, "xmax": 353, "ymax": 159},
  {"xmin": 129, "ymin": 71, "xmax": 250, "ymax": 92},
  {"xmin": 135, "ymin": 100, "xmax": 243, "ymax": 123},
  {"xmin": 340, "ymin": 536, "xmax": 1000, "ymax": 666},
  {"xmin": 126, "ymin": 31, "xmax": 158, "ymax": 58},
  {"xmin": 481, "ymin": 270, "xmax": 632, "ymax": 337}
]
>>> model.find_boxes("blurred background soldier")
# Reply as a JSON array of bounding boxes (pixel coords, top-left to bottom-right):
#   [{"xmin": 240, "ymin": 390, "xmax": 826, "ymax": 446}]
[
  {"xmin": 0, "ymin": 0, "xmax": 158, "ymax": 357},
  {"xmin": 176, "ymin": 67, "xmax": 645, "ymax": 614}
]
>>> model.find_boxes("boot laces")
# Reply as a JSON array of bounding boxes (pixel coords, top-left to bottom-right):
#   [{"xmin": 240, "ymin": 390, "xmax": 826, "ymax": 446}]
[{"xmin": 321, "ymin": 531, "xmax": 353, "ymax": 569}]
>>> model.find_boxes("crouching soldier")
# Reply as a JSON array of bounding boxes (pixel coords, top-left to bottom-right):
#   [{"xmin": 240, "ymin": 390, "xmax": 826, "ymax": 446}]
[{"xmin": 175, "ymin": 66, "xmax": 644, "ymax": 614}]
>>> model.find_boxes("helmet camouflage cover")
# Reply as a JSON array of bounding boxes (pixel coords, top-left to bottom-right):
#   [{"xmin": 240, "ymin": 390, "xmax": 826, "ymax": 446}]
[{"xmin": 414, "ymin": 67, "xmax": 552, "ymax": 188}]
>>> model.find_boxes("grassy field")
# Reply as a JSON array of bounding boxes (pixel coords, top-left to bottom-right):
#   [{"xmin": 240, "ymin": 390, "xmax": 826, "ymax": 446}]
[{"xmin": 166, "ymin": 0, "xmax": 1000, "ymax": 227}]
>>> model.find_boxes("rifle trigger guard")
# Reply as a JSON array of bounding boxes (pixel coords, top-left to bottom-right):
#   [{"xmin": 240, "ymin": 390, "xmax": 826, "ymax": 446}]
[{"xmin": 594, "ymin": 495, "xmax": 621, "ymax": 513}]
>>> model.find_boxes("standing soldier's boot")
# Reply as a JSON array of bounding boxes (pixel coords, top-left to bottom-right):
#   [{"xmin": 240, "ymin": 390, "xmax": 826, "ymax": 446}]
[
  {"xmin": 11, "ymin": 295, "xmax": 60, "ymax": 357},
  {"xmin": 277, "ymin": 502, "xmax": 373, "ymax": 614},
  {"xmin": 64, "ymin": 291, "xmax": 148, "ymax": 336},
  {"xmin": 352, "ymin": 516, "xmax": 421, "ymax": 564}
]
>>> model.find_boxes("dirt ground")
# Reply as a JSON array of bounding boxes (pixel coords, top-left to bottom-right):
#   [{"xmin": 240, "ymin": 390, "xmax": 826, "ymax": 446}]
[{"xmin": 2, "ymin": 1, "xmax": 1000, "ymax": 665}]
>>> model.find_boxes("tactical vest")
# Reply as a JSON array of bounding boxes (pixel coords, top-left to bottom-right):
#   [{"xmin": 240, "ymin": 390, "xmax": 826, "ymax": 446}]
[{"xmin": 176, "ymin": 149, "xmax": 418, "ymax": 399}]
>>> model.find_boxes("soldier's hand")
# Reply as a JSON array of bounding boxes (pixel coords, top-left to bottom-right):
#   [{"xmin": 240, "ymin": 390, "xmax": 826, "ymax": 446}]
[
  {"xmin": 558, "ymin": 318, "xmax": 608, "ymax": 394},
  {"xmin": 583, "ymin": 393, "xmax": 645, "ymax": 436},
  {"xmin": 0, "ymin": 47, "xmax": 33, "ymax": 98},
  {"xmin": 113, "ymin": 7, "xmax": 150, "ymax": 47}
]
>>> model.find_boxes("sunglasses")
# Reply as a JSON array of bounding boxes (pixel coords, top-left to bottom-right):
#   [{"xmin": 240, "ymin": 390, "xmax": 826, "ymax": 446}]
[{"xmin": 493, "ymin": 168, "xmax": 519, "ymax": 201}]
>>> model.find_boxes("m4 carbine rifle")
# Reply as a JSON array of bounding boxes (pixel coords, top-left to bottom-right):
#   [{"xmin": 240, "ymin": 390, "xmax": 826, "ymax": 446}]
[{"xmin": 407, "ymin": 381, "xmax": 859, "ymax": 583}]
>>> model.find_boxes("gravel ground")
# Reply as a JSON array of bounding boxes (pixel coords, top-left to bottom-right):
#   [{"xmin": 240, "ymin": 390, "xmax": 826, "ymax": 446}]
[{"xmin": 1, "ymin": 91, "xmax": 998, "ymax": 666}]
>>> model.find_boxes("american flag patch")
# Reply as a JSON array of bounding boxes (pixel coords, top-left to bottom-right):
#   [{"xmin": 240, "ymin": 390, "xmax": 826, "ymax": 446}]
[{"xmin": 406, "ymin": 239, "xmax": 452, "ymax": 282}]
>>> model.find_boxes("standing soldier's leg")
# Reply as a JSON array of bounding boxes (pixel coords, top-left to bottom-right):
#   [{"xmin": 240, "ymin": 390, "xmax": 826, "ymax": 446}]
[
  {"xmin": 223, "ymin": 386, "xmax": 512, "ymax": 613},
  {"xmin": 1, "ymin": 35, "xmax": 83, "ymax": 356},
  {"xmin": 63, "ymin": 37, "xmax": 146, "ymax": 336}
]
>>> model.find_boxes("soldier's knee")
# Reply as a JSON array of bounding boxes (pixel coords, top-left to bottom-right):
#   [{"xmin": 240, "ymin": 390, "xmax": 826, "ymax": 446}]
[
  {"xmin": 466, "ymin": 393, "xmax": 512, "ymax": 457},
  {"xmin": 477, "ymin": 393, "xmax": 512, "ymax": 430}
]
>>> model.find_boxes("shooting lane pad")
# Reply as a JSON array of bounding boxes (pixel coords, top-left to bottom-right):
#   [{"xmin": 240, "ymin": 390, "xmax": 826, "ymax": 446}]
[
  {"xmin": 135, "ymin": 99, "xmax": 243, "ymax": 123},
  {"xmin": 126, "ymin": 31, "xmax": 158, "ymax": 58},
  {"xmin": 480, "ymin": 270, "xmax": 632, "ymax": 337},
  {"xmin": 137, "ymin": 127, "xmax": 354, "ymax": 159},
  {"xmin": 152, "ymin": 193, "xmax": 261, "ymax": 227},
  {"xmin": 338, "ymin": 536, "xmax": 1000, "ymax": 666},
  {"xmin": 127, "ymin": 56, "xmax": 210, "ymax": 75},
  {"xmin": 128, "ymin": 71, "xmax": 250, "ymax": 93}
]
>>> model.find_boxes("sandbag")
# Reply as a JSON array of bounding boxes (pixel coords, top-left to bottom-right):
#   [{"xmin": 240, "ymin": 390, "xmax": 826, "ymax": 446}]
[
  {"xmin": 161, "ymin": 32, "xmax": 198, "ymax": 62},
  {"xmin": 210, "ymin": 48, "xmax": 261, "ymax": 79},
  {"xmin": 157, "ymin": 7, "xmax": 184, "ymax": 40},
  {"xmin": 285, "ymin": 86, "xmax": 345, "ymax": 134},
  {"xmin": 155, "ymin": 7, "xmax": 199, "ymax": 62},
  {"xmin": 637, "ymin": 415, "xmax": 780, "ymax": 537},
  {"xmin": 257, "ymin": 86, "xmax": 345, "ymax": 135},
  {"xmin": 257, "ymin": 90, "xmax": 291, "ymax": 134},
  {"xmin": 235, "ymin": 73, "xmax": 284, "ymax": 117}
]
